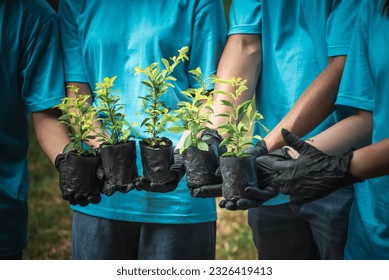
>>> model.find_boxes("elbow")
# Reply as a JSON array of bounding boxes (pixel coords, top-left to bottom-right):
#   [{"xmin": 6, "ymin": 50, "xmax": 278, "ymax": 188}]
[{"xmin": 227, "ymin": 34, "xmax": 262, "ymax": 60}]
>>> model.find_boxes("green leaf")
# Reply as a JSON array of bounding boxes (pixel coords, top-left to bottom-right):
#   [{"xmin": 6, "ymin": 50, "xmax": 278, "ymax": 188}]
[
  {"xmin": 161, "ymin": 58, "xmax": 170, "ymax": 70},
  {"xmin": 219, "ymin": 137, "xmax": 232, "ymax": 147},
  {"xmin": 221, "ymin": 151, "xmax": 236, "ymax": 157},
  {"xmin": 141, "ymin": 80, "xmax": 154, "ymax": 88},
  {"xmin": 197, "ymin": 141, "xmax": 209, "ymax": 151},
  {"xmin": 168, "ymin": 126, "xmax": 186, "ymax": 133},
  {"xmin": 237, "ymin": 100, "xmax": 252, "ymax": 118},
  {"xmin": 63, "ymin": 142, "xmax": 76, "ymax": 154},
  {"xmin": 183, "ymin": 135, "xmax": 193, "ymax": 150},
  {"xmin": 220, "ymin": 99, "xmax": 234, "ymax": 108}
]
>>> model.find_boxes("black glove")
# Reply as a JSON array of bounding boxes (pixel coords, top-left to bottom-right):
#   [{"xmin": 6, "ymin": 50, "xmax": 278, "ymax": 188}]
[
  {"xmin": 55, "ymin": 153, "xmax": 103, "ymax": 206},
  {"xmin": 185, "ymin": 129, "xmax": 225, "ymax": 198},
  {"xmin": 219, "ymin": 141, "xmax": 287, "ymax": 210},
  {"xmin": 135, "ymin": 149, "xmax": 185, "ymax": 193},
  {"xmin": 97, "ymin": 141, "xmax": 138, "ymax": 196},
  {"xmin": 272, "ymin": 128, "xmax": 363, "ymax": 206},
  {"xmin": 55, "ymin": 154, "xmax": 77, "ymax": 205}
]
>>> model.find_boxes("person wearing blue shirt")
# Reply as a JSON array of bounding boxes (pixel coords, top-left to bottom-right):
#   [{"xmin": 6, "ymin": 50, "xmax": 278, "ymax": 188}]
[
  {"xmin": 57, "ymin": 0, "xmax": 227, "ymax": 260},
  {"xmin": 271, "ymin": 0, "xmax": 389, "ymax": 260},
  {"xmin": 210, "ymin": 0, "xmax": 361, "ymax": 259},
  {"xmin": 0, "ymin": 0, "xmax": 68, "ymax": 259}
]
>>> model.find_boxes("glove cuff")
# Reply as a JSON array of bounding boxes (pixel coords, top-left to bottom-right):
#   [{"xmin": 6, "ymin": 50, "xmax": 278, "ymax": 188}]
[
  {"xmin": 342, "ymin": 149, "xmax": 364, "ymax": 183},
  {"xmin": 201, "ymin": 129, "xmax": 223, "ymax": 143},
  {"xmin": 254, "ymin": 140, "xmax": 268, "ymax": 156},
  {"xmin": 54, "ymin": 154, "xmax": 66, "ymax": 171}
]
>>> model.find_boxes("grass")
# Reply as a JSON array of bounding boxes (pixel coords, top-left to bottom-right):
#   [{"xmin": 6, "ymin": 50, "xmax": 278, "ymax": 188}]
[
  {"xmin": 25, "ymin": 127, "xmax": 72, "ymax": 259},
  {"xmin": 25, "ymin": 128, "xmax": 256, "ymax": 260}
]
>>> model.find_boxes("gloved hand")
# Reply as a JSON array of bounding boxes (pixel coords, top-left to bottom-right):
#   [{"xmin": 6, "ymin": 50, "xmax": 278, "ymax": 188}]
[
  {"xmin": 135, "ymin": 149, "xmax": 185, "ymax": 193},
  {"xmin": 55, "ymin": 153, "xmax": 103, "ymax": 206},
  {"xmin": 219, "ymin": 141, "xmax": 290, "ymax": 210},
  {"xmin": 186, "ymin": 129, "xmax": 226, "ymax": 198},
  {"xmin": 97, "ymin": 141, "xmax": 138, "ymax": 196},
  {"xmin": 55, "ymin": 153, "xmax": 77, "ymax": 205},
  {"xmin": 273, "ymin": 128, "xmax": 363, "ymax": 205}
]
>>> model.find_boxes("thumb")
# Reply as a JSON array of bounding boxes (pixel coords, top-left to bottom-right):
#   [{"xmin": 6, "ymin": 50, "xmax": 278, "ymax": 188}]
[{"xmin": 281, "ymin": 128, "xmax": 318, "ymax": 155}]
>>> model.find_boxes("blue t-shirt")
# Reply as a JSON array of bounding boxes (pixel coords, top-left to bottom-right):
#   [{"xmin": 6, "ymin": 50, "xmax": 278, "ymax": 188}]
[
  {"xmin": 336, "ymin": 0, "xmax": 389, "ymax": 260},
  {"xmin": 58, "ymin": 0, "xmax": 227, "ymax": 224},
  {"xmin": 0, "ymin": 0, "xmax": 65, "ymax": 256},
  {"xmin": 229, "ymin": 0, "xmax": 360, "ymax": 205}
]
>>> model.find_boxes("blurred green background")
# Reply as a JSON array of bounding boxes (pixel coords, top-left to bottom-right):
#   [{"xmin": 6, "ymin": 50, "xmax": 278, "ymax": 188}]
[{"xmin": 23, "ymin": 0, "xmax": 256, "ymax": 260}]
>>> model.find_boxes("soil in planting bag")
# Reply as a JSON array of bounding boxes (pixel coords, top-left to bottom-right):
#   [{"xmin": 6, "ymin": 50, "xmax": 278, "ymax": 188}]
[
  {"xmin": 66, "ymin": 153, "xmax": 102, "ymax": 206},
  {"xmin": 220, "ymin": 155, "xmax": 258, "ymax": 201},
  {"xmin": 219, "ymin": 148, "xmax": 292, "ymax": 210},
  {"xmin": 183, "ymin": 146, "xmax": 222, "ymax": 198},
  {"xmin": 136, "ymin": 138, "xmax": 180, "ymax": 192},
  {"xmin": 99, "ymin": 141, "xmax": 138, "ymax": 196}
]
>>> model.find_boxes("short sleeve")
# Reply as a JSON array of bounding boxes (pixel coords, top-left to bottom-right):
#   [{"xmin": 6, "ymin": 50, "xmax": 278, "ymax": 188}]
[
  {"xmin": 58, "ymin": 0, "xmax": 88, "ymax": 83},
  {"xmin": 229, "ymin": 0, "xmax": 261, "ymax": 35},
  {"xmin": 336, "ymin": 3, "xmax": 374, "ymax": 112},
  {"xmin": 21, "ymin": 14, "xmax": 65, "ymax": 112},
  {"xmin": 189, "ymin": 0, "xmax": 227, "ymax": 87},
  {"xmin": 326, "ymin": 0, "xmax": 361, "ymax": 56}
]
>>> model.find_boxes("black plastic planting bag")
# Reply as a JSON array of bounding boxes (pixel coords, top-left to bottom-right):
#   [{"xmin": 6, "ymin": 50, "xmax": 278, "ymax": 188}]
[
  {"xmin": 139, "ymin": 138, "xmax": 175, "ymax": 184},
  {"xmin": 99, "ymin": 141, "xmax": 138, "ymax": 196},
  {"xmin": 66, "ymin": 153, "xmax": 102, "ymax": 205},
  {"xmin": 220, "ymin": 155, "xmax": 258, "ymax": 201},
  {"xmin": 183, "ymin": 146, "xmax": 222, "ymax": 197}
]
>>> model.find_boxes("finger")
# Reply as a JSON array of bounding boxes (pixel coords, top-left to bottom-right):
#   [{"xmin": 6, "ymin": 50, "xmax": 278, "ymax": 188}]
[
  {"xmin": 125, "ymin": 182, "xmax": 136, "ymax": 192},
  {"xmin": 235, "ymin": 198, "xmax": 262, "ymax": 210},
  {"xmin": 281, "ymin": 128, "xmax": 316, "ymax": 154},
  {"xmin": 218, "ymin": 199, "xmax": 227, "ymax": 208},
  {"xmin": 140, "ymin": 177, "xmax": 151, "ymax": 188},
  {"xmin": 225, "ymin": 201, "xmax": 237, "ymax": 210},
  {"xmin": 75, "ymin": 195, "xmax": 89, "ymax": 207},
  {"xmin": 103, "ymin": 183, "xmax": 116, "ymax": 196},
  {"xmin": 134, "ymin": 177, "xmax": 144, "ymax": 191},
  {"xmin": 191, "ymin": 184, "xmax": 222, "ymax": 198},
  {"xmin": 68, "ymin": 196, "xmax": 78, "ymax": 206},
  {"xmin": 87, "ymin": 194, "xmax": 101, "ymax": 204}
]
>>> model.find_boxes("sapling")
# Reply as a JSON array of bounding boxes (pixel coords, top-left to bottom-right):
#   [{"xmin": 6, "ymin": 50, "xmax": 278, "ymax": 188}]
[
  {"xmin": 213, "ymin": 76, "xmax": 269, "ymax": 203},
  {"xmin": 169, "ymin": 68, "xmax": 223, "ymax": 197},
  {"xmin": 134, "ymin": 47, "xmax": 188, "ymax": 186},
  {"xmin": 214, "ymin": 77, "xmax": 267, "ymax": 156},
  {"xmin": 55, "ymin": 85, "xmax": 98, "ymax": 156},
  {"xmin": 93, "ymin": 76, "xmax": 139, "ymax": 195},
  {"xmin": 134, "ymin": 46, "xmax": 188, "ymax": 147},
  {"xmin": 54, "ymin": 85, "xmax": 102, "ymax": 204},
  {"xmin": 94, "ymin": 75, "xmax": 138, "ymax": 145},
  {"xmin": 169, "ymin": 67, "xmax": 214, "ymax": 154}
]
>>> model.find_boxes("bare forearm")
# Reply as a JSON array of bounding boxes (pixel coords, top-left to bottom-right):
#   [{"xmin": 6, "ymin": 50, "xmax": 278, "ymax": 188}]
[
  {"xmin": 211, "ymin": 34, "xmax": 262, "ymax": 129},
  {"xmin": 308, "ymin": 110, "xmax": 372, "ymax": 155},
  {"xmin": 32, "ymin": 109, "xmax": 70, "ymax": 164},
  {"xmin": 265, "ymin": 56, "xmax": 346, "ymax": 151},
  {"xmin": 350, "ymin": 138, "xmax": 389, "ymax": 179}
]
